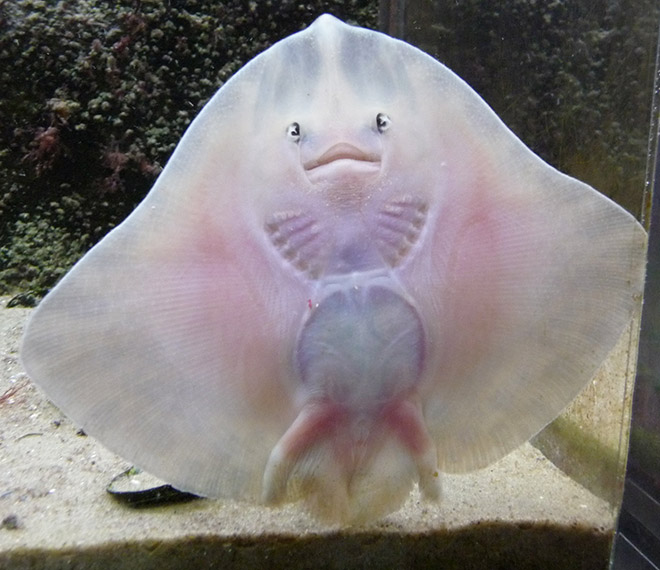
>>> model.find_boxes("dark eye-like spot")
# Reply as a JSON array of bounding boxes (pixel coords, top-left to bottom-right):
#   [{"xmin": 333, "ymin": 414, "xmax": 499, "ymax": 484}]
[
  {"xmin": 287, "ymin": 122, "xmax": 301, "ymax": 142},
  {"xmin": 376, "ymin": 113, "xmax": 391, "ymax": 134}
]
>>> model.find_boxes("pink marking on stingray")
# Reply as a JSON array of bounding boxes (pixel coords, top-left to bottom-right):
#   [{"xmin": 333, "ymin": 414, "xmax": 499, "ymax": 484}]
[
  {"xmin": 278, "ymin": 401, "xmax": 347, "ymax": 459},
  {"xmin": 382, "ymin": 398, "xmax": 433, "ymax": 456}
]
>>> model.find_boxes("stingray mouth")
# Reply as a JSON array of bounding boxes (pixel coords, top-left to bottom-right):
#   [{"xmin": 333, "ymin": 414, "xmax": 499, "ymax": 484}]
[{"xmin": 304, "ymin": 143, "xmax": 381, "ymax": 177}]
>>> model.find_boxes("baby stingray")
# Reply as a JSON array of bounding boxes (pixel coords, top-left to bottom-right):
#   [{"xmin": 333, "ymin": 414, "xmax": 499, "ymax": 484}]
[{"xmin": 21, "ymin": 14, "xmax": 647, "ymax": 524}]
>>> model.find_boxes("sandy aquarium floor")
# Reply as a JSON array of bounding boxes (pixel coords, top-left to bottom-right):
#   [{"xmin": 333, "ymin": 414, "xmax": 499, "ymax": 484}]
[{"xmin": 0, "ymin": 296, "xmax": 616, "ymax": 569}]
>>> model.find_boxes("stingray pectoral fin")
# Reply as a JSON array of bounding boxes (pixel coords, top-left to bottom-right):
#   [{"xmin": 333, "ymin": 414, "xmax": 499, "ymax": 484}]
[
  {"xmin": 402, "ymin": 108, "xmax": 647, "ymax": 473},
  {"xmin": 20, "ymin": 182, "xmax": 307, "ymax": 501}
]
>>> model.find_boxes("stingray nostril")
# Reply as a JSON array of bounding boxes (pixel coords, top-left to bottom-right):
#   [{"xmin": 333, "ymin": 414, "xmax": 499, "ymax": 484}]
[
  {"xmin": 286, "ymin": 122, "xmax": 301, "ymax": 142},
  {"xmin": 376, "ymin": 113, "xmax": 391, "ymax": 134}
]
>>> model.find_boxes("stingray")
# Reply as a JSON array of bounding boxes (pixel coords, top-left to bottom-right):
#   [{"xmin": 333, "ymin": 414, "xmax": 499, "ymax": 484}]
[{"xmin": 21, "ymin": 14, "xmax": 647, "ymax": 524}]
